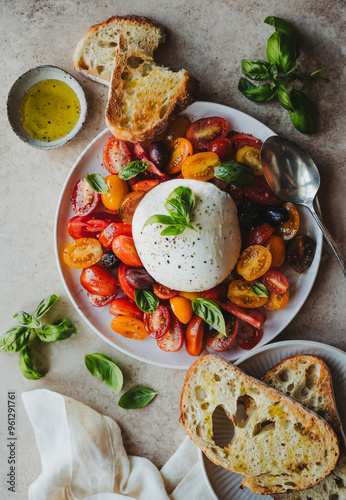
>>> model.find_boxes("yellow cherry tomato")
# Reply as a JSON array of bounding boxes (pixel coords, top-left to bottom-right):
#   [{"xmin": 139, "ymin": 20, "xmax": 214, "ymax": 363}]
[
  {"xmin": 264, "ymin": 290, "xmax": 289, "ymax": 311},
  {"xmin": 111, "ymin": 316, "xmax": 148, "ymax": 340},
  {"xmin": 182, "ymin": 152, "xmax": 221, "ymax": 182},
  {"xmin": 167, "ymin": 137, "xmax": 193, "ymax": 174},
  {"xmin": 101, "ymin": 174, "xmax": 129, "ymax": 211},
  {"xmin": 169, "ymin": 296, "xmax": 193, "ymax": 324},
  {"xmin": 178, "ymin": 291, "xmax": 203, "ymax": 301},
  {"xmin": 63, "ymin": 238, "xmax": 103, "ymax": 269},
  {"xmin": 227, "ymin": 280, "xmax": 268, "ymax": 308},
  {"xmin": 237, "ymin": 245, "xmax": 272, "ymax": 280},
  {"xmin": 236, "ymin": 146, "xmax": 263, "ymax": 176}
]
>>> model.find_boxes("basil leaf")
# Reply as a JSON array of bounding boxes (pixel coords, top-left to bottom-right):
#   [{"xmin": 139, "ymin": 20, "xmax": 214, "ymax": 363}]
[
  {"xmin": 135, "ymin": 290, "xmax": 159, "ymax": 313},
  {"xmin": 238, "ymin": 78, "xmax": 277, "ymax": 102},
  {"xmin": 264, "ymin": 16, "xmax": 300, "ymax": 58},
  {"xmin": 242, "ymin": 60, "xmax": 272, "ymax": 81},
  {"xmin": 85, "ymin": 353, "xmax": 123, "ymax": 393},
  {"xmin": 165, "ymin": 198, "xmax": 191, "ymax": 221},
  {"xmin": 277, "ymin": 84, "xmax": 294, "ymax": 111},
  {"xmin": 166, "ymin": 186, "xmax": 195, "ymax": 212},
  {"xmin": 37, "ymin": 318, "xmax": 77, "ymax": 342},
  {"xmin": 289, "ymin": 89, "xmax": 313, "ymax": 134},
  {"xmin": 192, "ymin": 298, "xmax": 226, "ymax": 336},
  {"xmin": 34, "ymin": 294, "xmax": 59, "ymax": 319},
  {"xmin": 13, "ymin": 311, "xmax": 33, "ymax": 325},
  {"xmin": 0, "ymin": 327, "xmax": 32, "ymax": 352},
  {"xmin": 251, "ymin": 283, "xmax": 269, "ymax": 298},
  {"xmin": 85, "ymin": 173, "xmax": 109, "ymax": 194},
  {"xmin": 19, "ymin": 345, "xmax": 43, "ymax": 380},
  {"xmin": 214, "ymin": 161, "xmax": 255, "ymax": 187},
  {"xmin": 118, "ymin": 387, "xmax": 158, "ymax": 409},
  {"xmin": 118, "ymin": 161, "xmax": 149, "ymax": 180},
  {"xmin": 143, "ymin": 214, "xmax": 175, "ymax": 229},
  {"xmin": 160, "ymin": 225, "xmax": 186, "ymax": 236},
  {"xmin": 266, "ymin": 31, "xmax": 296, "ymax": 74}
]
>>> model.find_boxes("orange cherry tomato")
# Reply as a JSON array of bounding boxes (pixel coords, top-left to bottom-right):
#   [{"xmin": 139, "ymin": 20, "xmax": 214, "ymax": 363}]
[
  {"xmin": 63, "ymin": 238, "xmax": 103, "ymax": 269},
  {"xmin": 178, "ymin": 291, "xmax": 203, "ymax": 301},
  {"xmin": 101, "ymin": 175, "xmax": 129, "ymax": 211},
  {"xmin": 182, "ymin": 152, "xmax": 221, "ymax": 182},
  {"xmin": 111, "ymin": 316, "xmax": 148, "ymax": 340},
  {"xmin": 227, "ymin": 279, "xmax": 268, "ymax": 308},
  {"xmin": 185, "ymin": 315, "xmax": 206, "ymax": 356},
  {"xmin": 169, "ymin": 296, "xmax": 193, "ymax": 324},
  {"xmin": 118, "ymin": 190, "xmax": 146, "ymax": 224},
  {"xmin": 112, "ymin": 235, "xmax": 142, "ymax": 267},
  {"xmin": 276, "ymin": 202, "xmax": 300, "ymax": 240},
  {"xmin": 237, "ymin": 245, "xmax": 272, "ymax": 280},
  {"xmin": 264, "ymin": 290, "xmax": 289, "ymax": 311},
  {"xmin": 236, "ymin": 146, "xmax": 263, "ymax": 176},
  {"xmin": 167, "ymin": 138, "xmax": 193, "ymax": 174},
  {"xmin": 263, "ymin": 234, "xmax": 286, "ymax": 269},
  {"xmin": 132, "ymin": 179, "xmax": 160, "ymax": 192}
]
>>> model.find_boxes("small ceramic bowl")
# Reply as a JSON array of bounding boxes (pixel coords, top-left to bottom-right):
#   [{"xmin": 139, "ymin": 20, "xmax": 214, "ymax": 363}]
[{"xmin": 7, "ymin": 65, "xmax": 87, "ymax": 149}]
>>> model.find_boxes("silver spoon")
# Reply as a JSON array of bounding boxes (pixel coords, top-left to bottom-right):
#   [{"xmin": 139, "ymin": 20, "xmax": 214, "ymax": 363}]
[{"xmin": 261, "ymin": 136, "xmax": 346, "ymax": 277}]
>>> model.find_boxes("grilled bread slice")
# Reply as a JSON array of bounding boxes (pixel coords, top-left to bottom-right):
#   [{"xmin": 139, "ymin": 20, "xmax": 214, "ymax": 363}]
[
  {"xmin": 179, "ymin": 355, "xmax": 339, "ymax": 495},
  {"xmin": 262, "ymin": 354, "xmax": 346, "ymax": 500},
  {"xmin": 73, "ymin": 15, "xmax": 166, "ymax": 85}
]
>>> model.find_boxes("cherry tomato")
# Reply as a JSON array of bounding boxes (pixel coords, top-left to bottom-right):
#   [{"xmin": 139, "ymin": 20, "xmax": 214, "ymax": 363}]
[
  {"xmin": 210, "ymin": 177, "xmax": 228, "ymax": 192},
  {"xmin": 144, "ymin": 305, "xmax": 171, "ymax": 339},
  {"xmin": 236, "ymin": 146, "xmax": 263, "ymax": 176},
  {"xmin": 182, "ymin": 152, "xmax": 221, "ymax": 182},
  {"xmin": 111, "ymin": 315, "xmax": 148, "ymax": 340},
  {"xmin": 118, "ymin": 190, "xmax": 146, "ymax": 224},
  {"xmin": 67, "ymin": 213, "xmax": 121, "ymax": 239},
  {"xmin": 264, "ymin": 290, "xmax": 289, "ymax": 311},
  {"xmin": 118, "ymin": 263, "xmax": 136, "ymax": 301},
  {"xmin": 237, "ymin": 245, "xmax": 272, "ymax": 280},
  {"xmin": 98, "ymin": 222, "xmax": 132, "ymax": 249},
  {"xmin": 228, "ymin": 133, "xmax": 263, "ymax": 150},
  {"xmin": 186, "ymin": 117, "xmax": 229, "ymax": 151},
  {"xmin": 153, "ymin": 283, "xmax": 178, "ymax": 299},
  {"xmin": 169, "ymin": 296, "xmax": 193, "ymax": 324},
  {"xmin": 185, "ymin": 315, "xmax": 206, "ymax": 356},
  {"xmin": 287, "ymin": 235, "xmax": 316, "ymax": 273},
  {"xmin": 216, "ymin": 300, "xmax": 267, "ymax": 329},
  {"xmin": 208, "ymin": 137, "xmax": 233, "ymax": 160},
  {"xmin": 178, "ymin": 291, "xmax": 203, "ymax": 301},
  {"xmin": 132, "ymin": 179, "xmax": 160, "ymax": 192},
  {"xmin": 206, "ymin": 315, "xmax": 239, "ymax": 352},
  {"xmin": 63, "ymin": 238, "xmax": 103, "ymax": 269},
  {"xmin": 103, "ymin": 137, "xmax": 132, "ymax": 174},
  {"xmin": 109, "ymin": 298, "xmax": 143, "ymax": 320},
  {"xmin": 125, "ymin": 268, "xmax": 155, "ymax": 290},
  {"xmin": 228, "ymin": 184, "xmax": 244, "ymax": 202},
  {"xmin": 141, "ymin": 155, "xmax": 169, "ymax": 181},
  {"xmin": 263, "ymin": 234, "xmax": 286, "ymax": 269},
  {"xmin": 132, "ymin": 142, "xmax": 148, "ymax": 159},
  {"xmin": 202, "ymin": 283, "xmax": 228, "ymax": 301},
  {"xmin": 80, "ymin": 265, "xmax": 118, "ymax": 296},
  {"xmin": 157, "ymin": 115, "xmax": 191, "ymax": 146},
  {"xmin": 167, "ymin": 138, "xmax": 193, "ymax": 174},
  {"xmin": 236, "ymin": 321, "xmax": 263, "ymax": 350},
  {"xmin": 72, "ymin": 178, "xmax": 100, "ymax": 216},
  {"xmin": 87, "ymin": 293, "xmax": 116, "ymax": 307},
  {"xmin": 276, "ymin": 202, "xmax": 300, "ymax": 240},
  {"xmin": 245, "ymin": 223, "xmax": 275, "ymax": 247},
  {"xmin": 157, "ymin": 315, "xmax": 184, "ymax": 352},
  {"xmin": 100, "ymin": 175, "xmax": 129, "ymax": 212},
  {"xmin": 227, "ymin": 279, "xmax": 268, "ymax": 308},
  {"xmin": 262, "ymin": 270, "xmax": 289, "ymax": 295},
  {"xmin": 112, "ymin": 235, "xmax": 142, "ymax": 267},
  {"xmin": 244, "ymin": 176, "xmax": 282, "ymax": 205}
]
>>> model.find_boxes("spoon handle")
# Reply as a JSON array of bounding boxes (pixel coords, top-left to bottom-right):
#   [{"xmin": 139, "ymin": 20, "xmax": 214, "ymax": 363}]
[{"xmin": 307, "ymin": 202, "xmax": 346, "ymax": 278}]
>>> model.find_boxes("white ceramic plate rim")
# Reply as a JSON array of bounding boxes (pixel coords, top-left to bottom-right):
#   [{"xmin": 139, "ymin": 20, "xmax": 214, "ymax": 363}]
[
  {"xmin": 54, "ymin": 100, "xmax": 322, "ymax": 369},
  {"xmin": 199, "ymin": 339, "xmax": 346, "ymax": 500}
]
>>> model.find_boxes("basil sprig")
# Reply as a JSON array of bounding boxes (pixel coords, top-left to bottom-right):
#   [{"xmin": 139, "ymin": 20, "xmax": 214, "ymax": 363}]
[
  {"xmin": 238, "ymin": 16, "xmax": 329, "ymax": 134},
  {"xmin": 135, "ymin": 290, "xmax": 159, "ymax": 313},
  {"xmin": 118, "ymin": 161, "xmax": 150, "ymax": 180},
  {"xmin": 143, "ymin": 186, "xmax": 197, "ymax": 236},
  {"xmin": 251, "ymin": 282, "xmax": 269, "ymax": 298},
  {"xmin": 85, "ymin": 353, "xmax": 123, "ymax": 393},
  {"xmin": 118, "ymin": 387, "xmax": 158, "ymax": 409},
  {"xmin": 0, "ymin": 294, "xmax": 77, "ymax": 379},
  {"xmin": 191, "ymin": 298, "xmax": 226, "ymax": 336},
  {"xmin": 85, "ymin": 173, "xmax": 109, "ymax": 194},
  {"xmin": 214, "ymin": 161, "xmax": 255, "ymax": 187}
]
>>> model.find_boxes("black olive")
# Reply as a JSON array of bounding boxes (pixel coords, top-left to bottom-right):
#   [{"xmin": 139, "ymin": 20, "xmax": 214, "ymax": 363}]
[
  {"xmin": 149, "ymin": 141, "xmax": 170, "ymax": 169},
  {"xmin": 261, "ymin": 205, "xmax": 290, "ymax": 226},
  {"xmin": 237, "ymin": 200, "xmax": 261, "ymax": 230},
  {"xmin": 101, "ymin": 250, "xmax": 119, "ymax": 269},
  {"xmin": 125, "ymin": 267, "xmax": 155, "ymax": 290},
  {"xmin": 287, "ymin": 235, "xmax": 316, "ymax": 273}
]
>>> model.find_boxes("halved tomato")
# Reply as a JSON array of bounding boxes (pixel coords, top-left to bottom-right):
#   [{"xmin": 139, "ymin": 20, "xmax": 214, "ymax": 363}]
[
  {"xmin": 185, "ymin": 315, "xmax": 206, "ymax": 356},
  {"xmin": 263, "ymin": 234, "xmax": 286, "ymax": 269},
  {"xmin": 157, "ymin": 315, "xmax": 184, "ymax": 352},
  {"xmin": 110, "ymin": 315, "xmax": 148, "ymax": 340},
  {"xmin": 132, "ymin": 179, "xmax": 160, "ymax": 192},
  {"xmin": 206, "ymin": 314, "xmax": 239, "ymax": 352},
  {"xmin": 237, "ymin": 245, "xmax": 272, "ymax": 280},
  {"xmin": 99, "ymin": 222, "xmax": 132, "ymax": 249},
  {"xmin": 118, "ymin": 190, "xmax": 146, "ymax": 224},
  {"xmin": 80, "ymin": 265, "xmax": 119, "ymax": 296},
  {"xmin": 276, "ymin": 202, "xmax": 300, "ymax": 240},
  {"xmin": 87, "ymin": 293, "xmax": 116, "ymax": 307},
  {"xmin": 153, "ymin": 283, "xmax": 178, "ymax": 299},
  {"xmin": 159, "ymin": 115, "xmax": 191, "ymax": 146},
  {"xmin": 208, "ymin": 137, "xmax": 233, "ymax": 160},
  {"xmin": 227, "ymin": 279, "xmax": 268, "ymax": 308},
  {"xmin": 216, "ymin": 300, "xmax": 267, "ymax": 329},
  {"xmin": 112, "ymin": 235, "xmax": 142, "ymax": 267},
  {"xmin": 67, "ymin": 213, "xmax": 121, "ymax": 239},
  {"xmin": 244, "ymin": 176, "xmax": 282, "ymax": 205},
  {"xmin": 132, "ymin": 142, "xmax": 147, "ymax": 160},
  {"xmin": 186, "ymin": 117, "xmax": 229, "ymax": 151},
  {"xmin": 264, "ymin": 290, "xmax": 289, "ymax": 311},
  {"xmin": 109, "ymin": 298, "xmax": 143, "ymax": 320},
  {"xmin": 144, "ymin": 305, "xmax": 171, "ymax": 339},
  {"xmin": 245, "ymin": 223, "xmax": 275, "ymax": 247},
  {"xmin": 63, "ymin": 238, "xmax": 103, "ymax": 268},
  {"xmin": 228, "ymin": 133, "xmax": 263, "ymax": 150},
  {"xmin": 101, "ymin": 175, "xmax": 129, "ymax": 212},
  {"xmin": 167, "ymin": 138, "xmax": 193, "ymax": 174},
  {"xmin": 72, "ymin": 178, "xmax": 100, "ymax": 216},
  {"xmin": 202, "ymin": 283, "xmax": 228, "ymax": 301},
  {"xmin": 262, "ymin": 271, "xmax": 289, "ymax": 295},
  {"xmin": 103, "ymin": 137, "xmax": 132, "ymax": 174},
  {"xmin": 236, "ymin": 146, "xmax": 263, "ymax": 176},
  {"xmin": 141, "ymin": 155, "xmax": 169, "ymax": 181},
  {"xmin": 118, "ymin": 263, "xmax": 136, "ymax": 301},
  {"xmin": 182, "ymin": 152, "xmax": 221, "ymax": 182},
  {"xmin": 236, "ymin": 321, "xmax": 263, "ymax": 350}
]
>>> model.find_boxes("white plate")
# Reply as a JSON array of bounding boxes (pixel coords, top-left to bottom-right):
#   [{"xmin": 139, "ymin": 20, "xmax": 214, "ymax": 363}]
[
  {"xmin": 54, "ymin": 101, "xmax": 322, "ymax": 369},
  {"xmin": 200, "ymin": 340, "xmax": 346, "ymax": 500}
]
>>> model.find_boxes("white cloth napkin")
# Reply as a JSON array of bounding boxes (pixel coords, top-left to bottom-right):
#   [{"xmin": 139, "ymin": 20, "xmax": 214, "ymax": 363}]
[{"xmin": 22, "ymin": 389, "xmax": 215, "ymax": 500}]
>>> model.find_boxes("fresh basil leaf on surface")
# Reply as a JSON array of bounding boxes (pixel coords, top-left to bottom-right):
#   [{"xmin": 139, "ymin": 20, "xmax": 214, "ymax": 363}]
[
  {"xmin": 85, "ymin": 173, "xmax": 109, "ymax": 193},
  {"xmin": 19, "ymin": 345, "xmax": 43, "ymax": 380},
  {"xmin": 289, "ymin": 89, "xmax": 313, "ymax": 134},
  {"xmin": 238, "ymin": 78, "xmax": 277, "ymax": 102},
  {"xmin": 118, "ymin": 161, "xmax": 150, "ymax": 180},
  {"xmin": 135, "ymin": 290, "xmax": 159, "ymax": 313},
  {"xmin": 85, "ymin": 353, "xmax": 123, "ymax": 393},
  {"xmin": 214, "ymin": 161, "xmax": 255, "ymax": 187},
  {"xmin": 277, "ymin": 84, "xmax": 294, "ymax": 111},
  {"xmin": 241, "ymin": 60, "xmax": 272, "ymax": 81},
  {"xmin": 118, "ymin": 387, "xmax": 159, "ymax": 409},
  {"xmin": 266, "ymin": 31, "xmax": 297, "ymax": 74},
  {"xmin": 34, "ymin": 294, "xmax": 59, "ymax": 319},
  {"xmin": 191, "ymin": 298, "xmax": 226, "ymax": 336},
  {"xmin": 251, "ymin": 283, "xmax": 269, "ymax": 298},
  {"xmin": 13, "ymin": 311, "xmax": 39, "ymax": 327},
  {"xmin": 264, "ymin": 16, "xmax": 300, "ymax": 58},
  {"xmin": 0, "ymin": 327, "xmax": 32, "ymax": 352},
  {"xmin": 37, "ymin": 318, "xmax": 77, "ymax": 342}
]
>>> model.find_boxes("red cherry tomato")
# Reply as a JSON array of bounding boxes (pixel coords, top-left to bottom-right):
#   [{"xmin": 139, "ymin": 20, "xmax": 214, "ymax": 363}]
[
  {"xmin": 185, "ymin": 315, "xmax": 206, "ymax": 356},
  {"xmin": 244, "ymin": 176, "xmax": 283, "ymax": 205},
  {"xmin": 144, "ymin": 305, "xmax": 171, "ymax": 339},
  {"xmin": 80, "ymin": 266, "xmax": 119, "ymax": 296},
  {"xmin": 208, "ymin": 137, "xmax": 233, "ymax": 160},
  {"xmin": 206, "ymin": 315, "xmax": 239, "ymax": 352},
  {"xmin": 157, "ymin": 315, "xmax": 184, "ymax": 352},
  {"xmin": 109, "ymin": 298, "xmax": 143, "ymax": 320},
  {"xmin": 262, "ymin": 271, "xmax": 289, "ymax": 295},
  {"xmin": 87, "ymin": 293, "xmax": 116, "ymax": 307},
  {"xmin": 236, "ymin": 321, "xmax": 263, "ymax": 350},
  {"xmin": 103, "ymin": 137, "xmax": 132, "ymax": 174},
  {"xmin": 202, "ymin": 283, "xmax": 228, "ymax": 301},
  {"xmin": 67, "ymin": 213, "xmax": 121, "ymax": 239},
  {"xmin": 98, "ymin": 222, "xmax": 132, "ymax": 249},
  {"xmin": 72, "ymin": 178, "xmax": 100, "ymax": 216},
  {"xmin": 132, "ymin": 142, "xmax": 148, "ymax": 159},
  {"xmin": 112, "ymin": 235, "xmax": 142, "ymax": 267},
  {"xmin": 141, "ymin": 155, "xmax": 169, "ymax": 181},
  {"xmin": 228, "ymin": 184, "xmax": 244, "ymax": 201},
  {"xmin": 245, "ymin": 223, "xmax": 275, "ymax": 247},
  {"xmin": 132, "ymin": 179, "xmax": 160, "ymax": 192},
  {"xmin": 216, "ymin": 300, "xmax": 267, "ymax": 329},
  {"xmin": 153, "ymin": 283, "xmax": 178, "ymax": 299},
  {"xmin": 228, "ymin": 133, "xmax": 263, "ymax": 150},
  {"xmin": 118, "ymin": 263, "xmax": 136, "ymax": 301},
  {"xmin": 186, "ymin": 117, "xmax": 229, "ymax": 151}
]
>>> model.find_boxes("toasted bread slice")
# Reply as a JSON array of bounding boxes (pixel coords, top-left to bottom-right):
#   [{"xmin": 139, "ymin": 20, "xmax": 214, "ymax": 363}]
[
  {"xmin": 105, "ymin": 36, "xmax": 198, "ymax": 142},
  {"xmin": 262, "ymin": 354, "xmax": 346, "ymax": 500},
  {"xmin": 179, "ymin": 355, "xmax": 339, "ymax": 495},
  {"xmin": 73, "ymin": 15, "xmax": 165, "ymax": 84}
]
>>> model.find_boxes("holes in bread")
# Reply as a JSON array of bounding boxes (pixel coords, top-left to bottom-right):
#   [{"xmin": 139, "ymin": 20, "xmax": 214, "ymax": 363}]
[
  {"xmin": 329, "ymin": 495, "xmax": 339, "ymax": 500},
  {"xmin": 235, "ymin": 395, "xmax": 257, "ymax": 428},
  {"xmin": 253, "ymin": 420, "xmax": 275, "ymax": 436},
  {"xmin": 96, "ymin": 65, "xmax": 105, "ymax": 74},
  {"xmin": 277, "ymin": 368, "xmax": 292, "ymax": 383},
  {"xmin": 211, "ymin": 405, "xmax": 235, "ymax": 447},
  {"xmin": 78, "ymin": 57, "xmax": 88, "ymax": 70},
  {"xmin": 214, "ymin": 374, "xmax": 221, "ymax": 382},
  {"xmin": 159, "ymin": 104, "xmax": 170, "ymax": 119},
  {"xmin": 194, "ymin": 386, "xmax": 207, "ymax": 403},
  {"xmin": 294, "ymin": 422, "xmax": 306, "ymax": 435},
  {"xmin": 284, "ymin": 481, "xmax": 298, "ymax": 488},
  {"xmin": 120, "ymin": 117, "xmax": 131, "ymax": 128},
  {"xmin": 121, "ymin": 71, "xmax": 131, "ymax": 81},
  {"xmin": 305, "ymin": 363, "xmax": 320, "ymax": 389},
  {"xmin": 127, "ymin": 56, "xmax": 144, "ymax": 69},
  {"xmin": 140, "ymin": 63, "xmax": 153, "ymax": 77}
]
